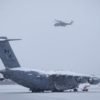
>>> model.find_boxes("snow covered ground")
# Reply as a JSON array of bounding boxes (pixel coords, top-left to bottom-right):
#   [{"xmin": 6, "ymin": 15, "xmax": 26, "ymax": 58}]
[{"xmin": 0, "ymin": 85, "xmax": 100, "ymax": 100}]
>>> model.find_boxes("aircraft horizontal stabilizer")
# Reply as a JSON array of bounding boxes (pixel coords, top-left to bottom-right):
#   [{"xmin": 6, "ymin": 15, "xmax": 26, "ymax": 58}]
[{"xmin": 0, "ymin": 37, "xmax": 21, "ymax": 42}]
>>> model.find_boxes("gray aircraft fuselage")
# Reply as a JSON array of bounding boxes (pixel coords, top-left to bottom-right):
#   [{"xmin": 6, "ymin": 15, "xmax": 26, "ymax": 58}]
[
  {"xmin": 1, "ymin": 68, "xmax": 100, "ymax": 92},
  {"xmin": 0, "ymin": 68, "xmax": 79, "ymax": 92}
]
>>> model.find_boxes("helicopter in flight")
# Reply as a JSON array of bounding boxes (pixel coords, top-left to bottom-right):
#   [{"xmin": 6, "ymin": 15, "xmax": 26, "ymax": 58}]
[{"xmin": 54, "ymin": 19, "xmax": 74, "ymax": 27}]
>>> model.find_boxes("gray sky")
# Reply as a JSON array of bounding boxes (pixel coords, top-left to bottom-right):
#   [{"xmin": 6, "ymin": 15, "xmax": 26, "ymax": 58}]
[{"xmin": 0, "ymin": 0, "xmax": 100, "ymax": 76}]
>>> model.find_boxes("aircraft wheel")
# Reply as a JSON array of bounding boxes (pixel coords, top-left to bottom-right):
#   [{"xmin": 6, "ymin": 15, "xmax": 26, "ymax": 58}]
[
  {"xmin": 52, "ymin": 89, "xmax": 64, "ymax": 92},
  {"xmin": 73, "ymin": 88, "xmax": 78, "ymax": 92},
  {"xmin": 30, "ymin": 89, "xmax": 44, "ymax": 93},
  {"xmin": 82, "ymin": 89, "xmax": 88, "ymax": 92}
]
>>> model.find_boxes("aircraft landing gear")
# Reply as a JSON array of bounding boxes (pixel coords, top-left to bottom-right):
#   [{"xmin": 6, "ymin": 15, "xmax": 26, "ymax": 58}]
[
  {"xmin": 30, "ymin": 88, "xmax": 44, "ymax": 93},
  {"xmin": 52, "ymin": 89, "xmax": 64, "ymax": 92},
  {"xmin": 73, "ymin": 88, "xmax": 78, "ymax": 92},
  {"xmin": 82, "ymin": 88, "xmax": 88, "ymax": 92},
  {"xmin": 81, "ymin": 84, "xmax": 90, "ymax": 92}
]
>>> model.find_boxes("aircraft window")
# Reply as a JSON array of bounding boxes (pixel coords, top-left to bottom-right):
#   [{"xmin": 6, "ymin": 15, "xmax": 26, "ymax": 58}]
[{"xmin": 27, "ymin": 71, "xmax": 39, "ymax": 76}]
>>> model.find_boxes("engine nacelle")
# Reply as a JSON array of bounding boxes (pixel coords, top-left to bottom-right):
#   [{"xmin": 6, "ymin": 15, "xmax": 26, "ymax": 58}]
[
  {"xmin": 88, "ymin": 77, "xmax": 100, "ymax": 85},
  {"xmin": 0, "ymin": 77, "xmax": 4, "ymax": 81},
  {"xmin": 0, "ymin": 73, "xmax": 5, "ymax": 81}
]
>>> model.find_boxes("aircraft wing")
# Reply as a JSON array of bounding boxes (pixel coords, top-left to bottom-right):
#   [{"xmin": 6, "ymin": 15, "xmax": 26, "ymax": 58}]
[
  {"xmin": 46, "ymin": 71, "xmax": 100, "ymax": 85},
  {"xmin": 46, "ymin": 71, "xmax": 90, "ymax": 77}
]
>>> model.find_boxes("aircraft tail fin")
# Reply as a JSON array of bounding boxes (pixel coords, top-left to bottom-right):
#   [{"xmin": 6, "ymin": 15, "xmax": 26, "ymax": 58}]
[{"xmin": 0, "ymin": 37, "xmax": 21, "ymax": 68}]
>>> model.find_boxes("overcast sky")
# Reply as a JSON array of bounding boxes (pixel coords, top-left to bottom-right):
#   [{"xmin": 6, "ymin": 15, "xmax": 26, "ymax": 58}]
[{"xmin": 0, "ymin": 0, "xmax": 100, "ymax": 76}]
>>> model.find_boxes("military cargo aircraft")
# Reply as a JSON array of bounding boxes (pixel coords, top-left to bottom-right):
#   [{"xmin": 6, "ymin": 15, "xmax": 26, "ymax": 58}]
[
  {"xmin": 0, "ymin": 37, "xmax": 100, "ymax": 92},
  {"xmin": 54, "ymin": 19, "xmax": 74, "ymax": 27}
]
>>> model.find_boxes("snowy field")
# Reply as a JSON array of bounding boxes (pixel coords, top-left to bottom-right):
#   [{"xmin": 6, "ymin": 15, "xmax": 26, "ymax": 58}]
[{"xmin": 0, "ymin": 85, "xmax": 100, "ymax": 100}]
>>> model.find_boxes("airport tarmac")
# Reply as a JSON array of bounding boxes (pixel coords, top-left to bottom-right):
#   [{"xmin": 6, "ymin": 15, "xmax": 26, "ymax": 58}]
[{"xmin": 0, "ymin": 85, "xmax": 100, "ymax": 100}]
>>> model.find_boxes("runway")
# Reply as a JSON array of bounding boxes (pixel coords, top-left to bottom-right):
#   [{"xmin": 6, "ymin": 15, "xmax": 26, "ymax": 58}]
[{"xmin": 0, "ymin": 85, "xmax": 100, "ymax": 100}]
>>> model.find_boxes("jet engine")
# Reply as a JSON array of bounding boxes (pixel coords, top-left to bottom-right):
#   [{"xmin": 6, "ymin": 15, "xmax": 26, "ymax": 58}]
[{"xmin": 88, "ymin": 77, "xmax": 100, "ymax": 85}]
